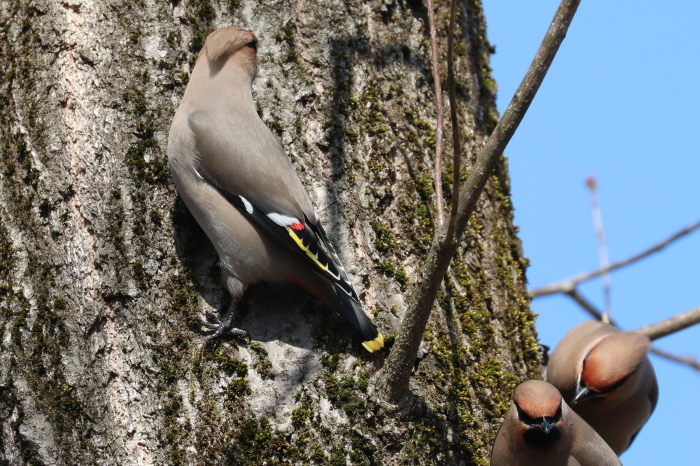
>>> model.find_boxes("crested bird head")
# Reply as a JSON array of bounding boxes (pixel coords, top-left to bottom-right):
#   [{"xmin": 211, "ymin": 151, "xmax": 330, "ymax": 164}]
[
  {"xmin": 200, "ymin": 26, "xmax": 258, "ymax": 82},
  {"xmin": 513, "ymin": 380, "xmax": 565, "ymax": 448},
  {"xmin": 574, "ymin": 331, "xmax": 651, "ymax": 404}
]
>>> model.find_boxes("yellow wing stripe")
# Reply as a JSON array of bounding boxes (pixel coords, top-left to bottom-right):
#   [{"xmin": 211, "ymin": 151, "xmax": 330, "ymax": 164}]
[
  {"xmin": 361, "ymin": 332, "xmax": 384, "ymax": 353},
  {"xmin": 289, "ymin": 228, "xmax": 383, "ymax": 354},
  {"xmin": 288, "ymin": 229, "xmax": 341, "ymax": 279}
]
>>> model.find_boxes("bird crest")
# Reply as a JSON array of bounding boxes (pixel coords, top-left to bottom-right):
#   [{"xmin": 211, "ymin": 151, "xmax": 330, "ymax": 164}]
[
  {"xmin": 201, "ymin": 26, "xmax": 258, "ymax": 63},
  {"xmin": 581, "ymin": 331, "xmax": 650, "ymax": 393}
]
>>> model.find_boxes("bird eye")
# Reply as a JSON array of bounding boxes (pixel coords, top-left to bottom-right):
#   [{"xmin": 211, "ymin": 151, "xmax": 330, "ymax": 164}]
[
  {"xmin": 608, "ymin": 377, "xmax": 628, "ymax": 392},
  {"xmin": 515, "ymin": 404, "xmax": 537, "ymax": 425},
  {"xmin": 246, "ymin": 40, "xmax": 257, "ymax": 51}
]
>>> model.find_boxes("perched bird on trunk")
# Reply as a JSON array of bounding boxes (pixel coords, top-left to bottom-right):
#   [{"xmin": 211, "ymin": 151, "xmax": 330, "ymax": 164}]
[
  {"xmin": 167, "ymin": 26, "xmax": 383, "ymax": 352},
  {"xmin": 491, "ymin": 380, "xmax": 621, "ymax": 466},
  {"xmin": 546, "ymin": 320, "xmax": 657, "ymax": 454}
]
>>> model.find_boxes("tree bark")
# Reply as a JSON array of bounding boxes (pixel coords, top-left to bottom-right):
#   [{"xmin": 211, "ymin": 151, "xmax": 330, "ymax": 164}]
[{"xmin": 0, "ymin": 0, "xmax": 539, "ymax": 464}]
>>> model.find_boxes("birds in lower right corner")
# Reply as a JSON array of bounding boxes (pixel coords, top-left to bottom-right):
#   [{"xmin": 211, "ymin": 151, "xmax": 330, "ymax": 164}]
[
  {"xmin": 546, "ymin": 320, "xmax": 658, "ymax": 455},
  {"xmin": 491, "ymin": 380, "xmax": 621, "ymax": 466}
]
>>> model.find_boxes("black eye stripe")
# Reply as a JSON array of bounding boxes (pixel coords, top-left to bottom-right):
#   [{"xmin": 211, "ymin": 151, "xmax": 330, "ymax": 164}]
[
  {"xmin": 516, "ymin": 404, "xmax": 536, "ymax": 425},
  {"xmin": 515, "ymin": 403, "xmax": 562, "ymax": 426},
  {"xmin": 246, "ymin": 40, "xmax": 257, "ymax": 51},
  {"xmin": 597, "ymin": 367, "xmax": 639, "ymax": 394},
  {"xmin": 606, "ymin": 374, "xmax": 631, "ymax": 393}
]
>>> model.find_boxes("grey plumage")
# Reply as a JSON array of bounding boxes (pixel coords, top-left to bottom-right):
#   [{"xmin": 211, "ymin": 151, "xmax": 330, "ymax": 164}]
[
  {"xmin": 546, "ymin": 320, "xmax": 657, "ymax": 454},
  {"xmin": 491, "ymin": 380, "xmax": 621, "ymax": 466},
  {"xmin": 167, "ymin": 26, "xmax": 383, "ymax": 351}
]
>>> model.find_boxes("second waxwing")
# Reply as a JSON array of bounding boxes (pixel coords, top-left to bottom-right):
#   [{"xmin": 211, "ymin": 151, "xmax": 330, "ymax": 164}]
[
  {"xmin": 491, "ymin": 380, "xmax": 621, "ymax": 466},
  {"xmin": 546, "ymin": 320, "xmax": 658, "ymax": 454},
  {"xmin": 167, "ymin": 26, "xmax": 384, "ymax": 352}
]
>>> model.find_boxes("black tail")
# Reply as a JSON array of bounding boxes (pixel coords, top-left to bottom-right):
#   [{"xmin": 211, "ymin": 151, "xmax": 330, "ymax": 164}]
[
  {"xmin": 297, "ymin": 267, "xmax": 384, "ymax": 352},
  {"xmin": 333, "ymin": 288, "xmax": 384, "ymax": 352}
]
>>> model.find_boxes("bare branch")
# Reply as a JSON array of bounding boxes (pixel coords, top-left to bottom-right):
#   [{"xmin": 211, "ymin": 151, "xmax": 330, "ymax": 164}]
[
  {"xmin": 530, "ymin": 219, "xmax": 700, "ymax": 298},
  {"xmin": 635, "ymin": 306, "xmax": 700, "ymax": 341},
  {"xmin": 426, "ymin": 0, "xmax": 445, "ymax": 227},
  {"xmin": 562, "ymin": 290, "xmax": 700, "ymax": 373},
  {"xmin": 585, "ymin": 176, "xmax": 611, "ymax": 322},
  {"xmin": 445, "ymin": 0, "xmax": 461, "ymax": 242},
  {"xmin": 374, "ymin": 0, "xmax": 582, "ymax": 407},
  {"xmin": 649, "ymin": 347, "xmax": 700, "ymax": 372},
  {"xmin": 564, "ymin": 288, "xmax": 608, "ymax": 322}
]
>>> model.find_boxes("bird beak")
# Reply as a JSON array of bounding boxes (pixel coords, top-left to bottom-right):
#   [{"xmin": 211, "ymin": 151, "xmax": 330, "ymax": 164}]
[
  {"xmin": 540, "ymin": 420, "xmax": 554, "ymax": 434},
  {"xmin": 572, "ymin": 385, "xmax": 597, "ymax": 405}
]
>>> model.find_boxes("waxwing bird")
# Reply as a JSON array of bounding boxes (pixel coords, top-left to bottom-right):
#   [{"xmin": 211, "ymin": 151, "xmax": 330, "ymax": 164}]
[
  {"xmin": 491, "ymin": 380, "xmax": 621, "ymax": 466},
  {"xmin": 546, "ymin": 320, "xmax": 657, "ymax": 455},
  {"xmin": 167, "ymin": 26, "xmax": 384, "ymax": 352}
]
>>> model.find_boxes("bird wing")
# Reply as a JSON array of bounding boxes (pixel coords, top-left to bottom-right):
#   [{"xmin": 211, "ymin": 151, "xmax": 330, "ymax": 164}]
[
  {"xmin": 187, "ymin": 108, "xmax": 358, "ymax": 300},
  {"xmin": 570, "ymin": 408, "xmax": 623, "ymax": 466},
  {"xmin": 188, "ymin": 109, "xmax": 316, "ymax": 221},
  {"xmin": 187, "ymin": 109, "xmax": 383, "ymax": 351},
  {"xmin": 627, "ymin": 358, "xmax": 659, "ymax": 450},
  {"xmin": 647, "ymin": 364, "xmax": 659, "ymax": 412},
  {"xmin": 217, "ymin": 188, "xmax": 360, "ymax": 304}
]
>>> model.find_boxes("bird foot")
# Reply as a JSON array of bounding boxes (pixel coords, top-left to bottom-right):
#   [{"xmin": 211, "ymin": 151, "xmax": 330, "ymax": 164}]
[{"xmin": 190, "ymin": 309, "xmax": 251, "ymax": 345}]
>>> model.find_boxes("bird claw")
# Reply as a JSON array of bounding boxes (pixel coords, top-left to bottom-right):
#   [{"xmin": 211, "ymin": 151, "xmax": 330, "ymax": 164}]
[
  {"xmin": 190, "ymin": 316, "xmax": 220, "ymax": 330},
  {"xmin": 224, "ymin": 328, "xmax": 251, "ymax": 343},
  {"xmin": 190, "ymin": 314, "xmax": 251, "ymax": 345}
]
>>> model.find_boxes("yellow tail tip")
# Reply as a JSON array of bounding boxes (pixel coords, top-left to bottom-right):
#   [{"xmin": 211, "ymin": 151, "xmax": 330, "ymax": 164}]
[{"xmin": 362, "ymin": 332, "xmax": 385, "ymax": 352}]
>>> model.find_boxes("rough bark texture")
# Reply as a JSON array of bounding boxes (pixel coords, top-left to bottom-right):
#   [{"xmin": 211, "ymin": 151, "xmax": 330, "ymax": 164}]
[{"xmin": 0, "ymin": 0, "xmax": 539, "ymax": 464}]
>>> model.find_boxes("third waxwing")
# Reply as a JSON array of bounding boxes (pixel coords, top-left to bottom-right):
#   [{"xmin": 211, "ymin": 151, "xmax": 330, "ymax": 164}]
[
  {"xmin": 167, "ymin": 26, "xmax": 384, "ymax": 352},
  {"xmin": 546, "ymin": 320, "xmax": 658, "ymax": 454},
  {"xmin": 491, "ymin": 380, "xmax": 621, "ymax": 466}
]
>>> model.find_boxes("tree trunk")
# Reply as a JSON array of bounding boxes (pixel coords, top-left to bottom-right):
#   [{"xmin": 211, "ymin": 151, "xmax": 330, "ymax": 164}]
[{"xmin": 0, "ymin": 0, "xmax": 540, "ymax": 464}]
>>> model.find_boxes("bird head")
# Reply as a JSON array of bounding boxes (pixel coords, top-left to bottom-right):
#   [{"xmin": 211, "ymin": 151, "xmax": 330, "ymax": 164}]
[
  {"xmin": 573, "ymin": 331, "xmax": 651, "ymax": 405},
  {"xmin": 200, "ymin": 26, "xmax": 258, "ymax": 82},
  {"xmin": 513, "ymin": 380, "xmax": 565, "ymax": 448}
]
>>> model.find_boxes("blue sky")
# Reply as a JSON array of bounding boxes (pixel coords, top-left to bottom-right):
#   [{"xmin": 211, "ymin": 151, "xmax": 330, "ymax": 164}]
[{"xmin": 483, "ymin": 1, "xmax": 700, "ymax": 463}]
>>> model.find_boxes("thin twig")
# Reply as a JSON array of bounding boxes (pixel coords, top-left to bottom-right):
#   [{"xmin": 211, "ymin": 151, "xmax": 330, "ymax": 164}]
[
  {"xmin": 426, "ymin": 0, "xmax": 445, "ymax": 227},
  {"xmin": 586, "ymin": 176, "xmax": 611, "ymax": 322},
  {"xmin": 374, "ymin": 0, "xmax": 582, "ymax": 407},
  {"xmin": 530, "ymin": 219, "xmax": 700, "ymax": 298},
  {"xmin": 649, "ymin": 347, "xmax": 700, "ymax": 372},
  {"xmin": 635, "ymin": 306, "xmax": 700, "ymax": 341},
  {"xmin": 564, "ymin": 288, "xmax": 609, "ymax": 322},
  {"xmin": 445, "ymin": 0, "xmax": 460, "ymax": 242},
  {"xmin": 562, "ymin": 289, "xmax": 700, "ymax": 373}
]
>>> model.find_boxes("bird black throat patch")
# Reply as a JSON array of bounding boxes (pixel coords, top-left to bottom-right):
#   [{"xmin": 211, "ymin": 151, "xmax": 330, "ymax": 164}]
[{"xmin": 523, "ymin": 426, "xmax": 562, "ymax": 449}]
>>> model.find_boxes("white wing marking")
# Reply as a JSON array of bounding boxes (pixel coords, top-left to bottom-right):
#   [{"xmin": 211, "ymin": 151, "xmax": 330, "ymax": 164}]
[
  {"xmin": 268, "ymin": 212, "xmax": 298, "ymax": 227},
  {"xmin": 239, "ymin": 196, "xmax": 254, "ymax": 214}
]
